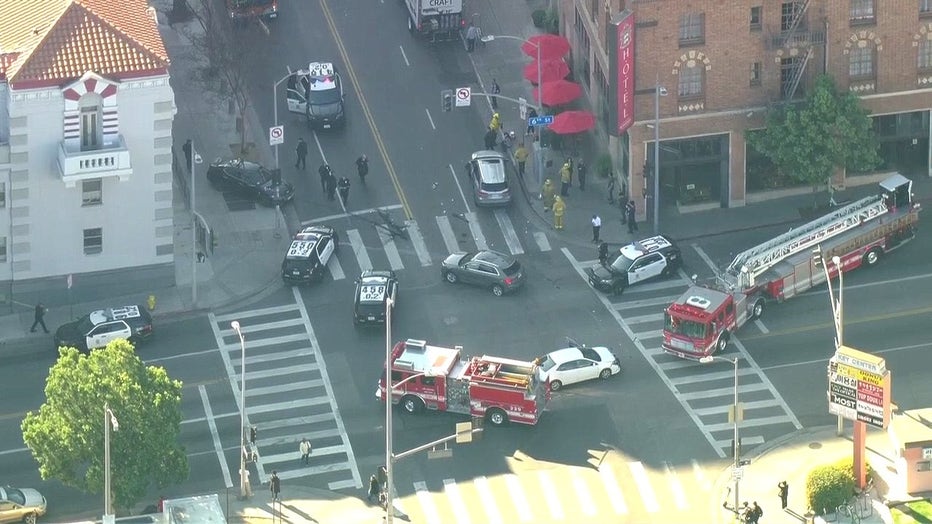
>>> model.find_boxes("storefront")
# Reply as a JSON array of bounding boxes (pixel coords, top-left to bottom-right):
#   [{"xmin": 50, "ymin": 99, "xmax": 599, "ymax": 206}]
[
  {"xmin": 869, "ymin": 111, "xmax": 930, "ymax": 176},
  {"xmin": 646, "ymin": 133, "xmax": 730, "ymax": 212}
]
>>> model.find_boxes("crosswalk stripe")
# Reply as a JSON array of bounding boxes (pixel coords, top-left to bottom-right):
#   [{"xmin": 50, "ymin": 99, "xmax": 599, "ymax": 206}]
[
  {"xmin": 214, "ymin": 304, "xmax": 297, "ymax": 322},
  {"xmin": 247, "ymin": 396, "xmax": 329, "ymax": 415},
  {"xmin": 259, "ymin": 412, "xmax": 335, "ymax": 430},
  {"xmin": 613, "ymin": 295, "xmax": 676, "ymax": 310},
  {"xmin": 623, "ymin": 312, "xmax": 665, "ymax": 324},
  {"xmin": 466, "ymin": 212, "xmax": 489, "ymax": 250},
  {"xmin": 258, "ymin": 427, "xmax": 340, "ymax": 447},
  {"xmin": 663, "ymin": 461, "xmax": 689, "ymax": 510},
  {"xmin": 243, "ymin": 347, "xmax": 311, "ymax": 365},
  {"xmin": 692, "ymin": 459, "xmax": 709, "ymax": 490},
  {"xmin": 533, "ymin": 231, "xmax": 552, "ymax": 251},
  {"xmin": 414, "ymin": 481, "xmax": 442, "ymax": 524},
  {"xmin": 219, "ymin": 318, "xmax": 303, "ymax": 336},
  {"xmin": 493, "ymin": 209, "xmax": 524, "ymax": 254},
  {"xmin": 377, "ymin": 226, "xmax": 405, "ymax": 271},
  {"xmin": 222, "ymin": 333, "xmax": 308, "ymax": 350},
  {"xmin": 708, "ymin": 416, "xmax": 793, "ymax": 432},
  {"xmin": 657, "ymin": 358, "xmax": 702, "ymax": 371},
  {"xmin": 443, "ymin": 479, "xmax": 471, "ymax": 524},
  {"xmin": 629, "ymin": 462, "xmax": 660, "ymax": 513},
  {"xmin": 327, "ymin": 252, "xmax": 345, "ymax": 280},
  {"xmin": 346, "ymin": 229, "xmax": 372, "ymax": 272},
  {"xmin": 406, "ymin": 220, "xmax": 433, "ymax": 266},
  {"xmin": 623, "ymin": 277, "xmax": 690, "ymax": 293},
  {"xmin": 537, "ymin": 471, "xmax": 565, "ymax": 520},
  {"xmin": 693, "ymin": 398, "xmax": 783, "ymax": 416},
  {"xmin": 504, "ymin": 474, "xmax": 533, "ymax": 522},
  {"xmin": 633, "ymin": 329, "xmax": 663, "ymax": 340},
  {"xmin": 473, "ymin": 476, "xmax": 503, "ymax": 524},
  {"xmin": 273, "ymin": 461, "xmax": 353, "ymax": 480},
  {"xmin": 247, "ymin": 379, "xmax": 323, "ymax": 398},
  {"xmin": 436, "ymin": 215, "xmax": 460, "ymax": 254},
  {"xmin": 670, "ymin": 368, "xmax": 755, "ymax": 386},
  {"xmin": 715, "ymin": 435, "xmax": 765, "ymax": 449},
  {"xmin": 598, "ymin": 466, "xmax": 628, "ymax": 515},
  {"xmin": 678, "ymin": 382, "xmax": 769, "ymax": 400},
  {"xmin": 571, "ymin": 468, "xmax": 597, "ymax": 516},
  {"xmin": 242, "ymin": 365, "xmax": 319, "ymax": 381}
]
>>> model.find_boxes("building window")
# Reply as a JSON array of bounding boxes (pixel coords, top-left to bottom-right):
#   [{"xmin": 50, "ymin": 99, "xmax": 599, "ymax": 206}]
[
  {"xmin": 82, "ymin": 179, "xmax": 102, "ymax": 206},
  {"xmin": 920, "ymin": 40, "xmax": 932, "ymax": 70},
  {"xmin": 0, "ymin": 182, "xmax": 5, "ymax": 208},
  {"xmin": 750, "ymin": 6, "xmax": 762, "ymax": 30},
  {"xmin": 850, "ymin": 0, "xmax": 875, "ymax": 25},
  {"xmin": 849, "ymin": 45, "xmax": 874, "ymax": 78},
  {"xmin": 923, "ymin": 0, "xmax": 932, "ymax": 18},
  {"xmin": 83, "ymin": 227, "xmax": 103, "ymax": 255},
  {"xmin": 678, "ymin": 66, "xmax": 703, "ymax": 98},
  {"xmin": 679, "ymin": 13, "xmax": 705, "ymax": 47},
  {"xmin": 781, "ymin": 2, "xmax": 804, "ymax": 31},
  {"xmin": 750, "ymin": 62, "xmax": 763, "ymax": 86},
  {"xmin": 0, "ymin": 237, "xmax": 6, "ymax": 263},
  {"xmin": 80, "ymin": 105, "xmax": 101, "ymax": 150}
]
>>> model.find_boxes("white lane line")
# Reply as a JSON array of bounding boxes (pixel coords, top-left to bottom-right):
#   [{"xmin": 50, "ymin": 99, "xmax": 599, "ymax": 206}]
[
  {"xmin": 466, "ymin": 212, "xmax": 489, "ymax": 250},
  {"xmin": 198, "ymin": 385, "xmax": 232, "ymax": 488},
  {"xmin": 448, "ymin": 163, "xmax": 472, "ymax": 213},
  {"xmin": 406, "ymin": 220, "xmax": 432, "ymax": 266},
  {"xmin": 754, "ymin": 319, "xmax": 770, "ymax": 333},
  {"xmin": 328, "ymin": 250, "xmax": 346, "ymax": 280},
  {"xmin": 692, "ymin": 459, "xmax": 710, "ymax": 491},
  {"xmin": 692, "ymin": 244, "xmax": 718, "ymax": 272},
  {"xmin": 533, "ymin": 231, "xmax": 551, "ymax": 251},
  {"xmin": 443, "ymin": 479, "xmax": 471, "ymax": 524},
  {"xmin": 504, "ymin": 473, "xmax": 534, "ymax": 522},
  {"xmin": 678, "ymin": 383, "xmax": 770, "ymax": 401},
  {"xmin": 346, "ymin": 229, "xmax": 372, "ymax": 272},
  {"xmin": 377, "ymin": 226, "xmax": 405, "ymax": 271},
  {"xmin": 629, "ymin": 461, "xmax": 660, "ymax": 513},
  {"xmin": 571, "ymin": 468, "xmax": 597, "ymax": 516},
  {"xmin": 599, "ymin": 466, "xmax": 628, "ymax": 514},
  {"xmin": 436, "ymin": 215, "xmax": 460, "ymax": 254},
  {"xmin": 399, "ymin": 45, "xmax": 410, "ymax": 66},
  {"xmin": 301, "ymin": 204, "xmax": 404, "ymax": 225},
  {"xmin": 293, "ymin": 287, "xmax": 362, "ymax": 490},
  {"xmin": 414, "ymin": 481, "xmax": 442, "ymax": 524},
  {"xmin": 219, "ymin": 317, "xmax": 303, "ymax": 335},
  {"xmin": 312, "ymin": 131, "xmax": 326, "ymax": 163},
  {"xmin": 731, "ymin": 337, "xmax": 802, "ymax": 430},
  {"xmin": 715, "ymin": 435, "xmax": 765, "ymax": 449},
  {"xmin": 213, "ymin": 304, "xmax": 297, "ymax": 322},
  {"xmin": 537, "ymin": 471, "xmax": 565, "ymax": 520},
  {"xmin": 474, "ymin": 476, "xmax": 504, "ymax": 524},
  {"xmin": 663, "ymin": 461, "xmax": 689, "ymax": 511},
  {"xmin": 493, "ymin": 209, "xmax": 524, "ymax": 254},
  {"xmin": 425, "ymin": 108, "xmax": 437, "ymax": 130},
  {"xmin": 708, "ymin": 416, "xmax": 794, "ymax": 432}
]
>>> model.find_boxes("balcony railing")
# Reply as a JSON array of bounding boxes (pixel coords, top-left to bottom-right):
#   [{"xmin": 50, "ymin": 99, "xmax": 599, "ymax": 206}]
[
  {"xmin": 768, "ymin": 29, "xmax": 825, "ymax": 50},
  {"xmin": 58, "ymin": 134, "xmax": 132, "ymax": 187}
]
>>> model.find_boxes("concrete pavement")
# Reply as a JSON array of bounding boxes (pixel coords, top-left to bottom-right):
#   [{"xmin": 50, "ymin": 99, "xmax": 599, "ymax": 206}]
[{"xmin": 222, "ymin": 485, "xmax": 384, "ymax": 524}]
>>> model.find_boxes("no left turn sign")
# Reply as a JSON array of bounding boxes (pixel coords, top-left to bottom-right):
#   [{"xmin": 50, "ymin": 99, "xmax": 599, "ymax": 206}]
[
  {"xmin": 455, "ymin": 87, "xmax": 471, "ymax": 107},
  {"xmin": 269, "ymin": 125, "xmax": 284, "ymax": 146}
]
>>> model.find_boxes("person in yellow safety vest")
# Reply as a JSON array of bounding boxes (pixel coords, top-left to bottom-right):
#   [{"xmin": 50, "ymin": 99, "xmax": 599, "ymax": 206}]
[
  {"xmin": 541, "ymin": 179, "xmax": 555, "ymax": 211},
  {"xmin": 552, "ymin": 195, "xmax": 566, "ymax": 230},
  {"xmin": 560, "ymin": 162, "xmax": 572, "ymax": 196},
  {"xmin": 513, "ymin": 143, "xmax": 529, "ymax": 177},
  {"xmin": 489, "ymin": 112, "xmax": 501, "ymax": 132}
]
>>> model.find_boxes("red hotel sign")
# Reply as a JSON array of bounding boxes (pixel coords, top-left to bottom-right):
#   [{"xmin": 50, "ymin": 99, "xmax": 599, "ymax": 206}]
[{"xmin": 608, "ymin": 10, "xmax": 635, "ymax": 136}]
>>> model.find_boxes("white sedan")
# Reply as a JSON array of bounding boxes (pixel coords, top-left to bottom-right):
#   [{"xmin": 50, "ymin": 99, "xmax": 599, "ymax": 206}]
[{"xmin": 537, "ymin": 345, "xmax": 621, "ymax": 391}]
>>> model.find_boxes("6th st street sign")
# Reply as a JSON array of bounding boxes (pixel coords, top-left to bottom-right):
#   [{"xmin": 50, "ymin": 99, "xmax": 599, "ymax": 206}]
[{"xmin": 528, "ymin": 115, "xmax": 554, "ymax": 127}]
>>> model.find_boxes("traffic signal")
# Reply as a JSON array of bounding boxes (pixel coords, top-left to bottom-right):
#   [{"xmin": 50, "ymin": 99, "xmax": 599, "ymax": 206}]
[
  {"xmin": 249, "ymin": 426, "xmax": 257, "ymax": 445},
  {"xmin": 441, "ymin": 90, "xmax": 453, "ymax": 112}
]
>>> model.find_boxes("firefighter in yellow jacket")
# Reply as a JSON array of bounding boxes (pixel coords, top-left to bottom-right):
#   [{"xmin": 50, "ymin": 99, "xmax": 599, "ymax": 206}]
[
  {"xmin": 488, "ymin": 112, "xmax": 501, "ymax": 132},
  {"xmin": 541, "ymin": 179, "xmax": 555, "ymax": 211},
  {"xmin": 552, "ymin": 195, "xmax": 566, "ymax": 230}
]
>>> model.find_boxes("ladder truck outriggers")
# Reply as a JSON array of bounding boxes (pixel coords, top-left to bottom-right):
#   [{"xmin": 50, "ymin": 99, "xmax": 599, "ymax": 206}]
[
  {"xmin": 377, "ymin": 339, "xmax": 549, "ymax": 426},
  {"xmin": 662, "ymin": 174, "xmax": 921, "ymax": 360}
]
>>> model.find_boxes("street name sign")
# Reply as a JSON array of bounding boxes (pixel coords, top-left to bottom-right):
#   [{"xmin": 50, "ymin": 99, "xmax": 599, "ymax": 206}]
[
  {"xmin": 827, "ymin": 345, "xmax": 891, "ymax": 429},
  {"xmin": 269, "ymin": 125, "xmax": 284, "ymax": 146},
  {"xmin": 455, "ymin": 87, "xmax": 471, "ymax": 107},
  {"xmin": 528, "ymin": 115, "xmax": 554, "ymax": 127}
]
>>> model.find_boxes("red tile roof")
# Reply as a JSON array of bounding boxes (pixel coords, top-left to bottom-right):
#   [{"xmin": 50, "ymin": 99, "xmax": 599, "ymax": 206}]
[{"xmin": 0, "ymin": 0, "xmax": 169, "ymax": 88}]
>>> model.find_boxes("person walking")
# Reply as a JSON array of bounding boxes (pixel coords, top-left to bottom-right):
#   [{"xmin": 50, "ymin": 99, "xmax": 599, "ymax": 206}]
[
  {"xmin": 526, "ymin": 107, "xmax": 538, "ymax": 136},
  {"xmin": 490, "ymin": 78, "xmax": 501, "ymax": 110},
  {"xmin": 625, "ymin": 200, "xmax": 638, "ymax": 234},
  {"xmin": 577, "ymin": 160, "xmax": 587, "ymax": 191},
  {"xmin": 269, "ymin": 470, "xmax": 281, "ymax": 502},
  {"xmin": 337, "ymin": 176, "xmax": 351, "ymax": 205},
  {"xmin": 325, "ymin": 171, "xmax": 337, "ymax": 201},
  {"xmin": 318, "ymin": 163, "xmax": 331, "ymax": 193},
  {"xmin": 598, "ymin": 241, "xmax": 609, "ymax": 265},
  {"xmin": 777, "ymin": 480, "xmax": 788, "ymax": 509},
  {"xmin": 484, "ymin": 128, "xmax": 497, "ymax": 150},
  {"xmin": 240, "ymin": 468, "xmax": 252, "ymax": 497},
  {"xmin": 295, "ymin": 137, "xmax": 308, "ymax": 170},
  {"xmin": 488, "ymin": 112, "xmax": 501, "ymax": 132},
  {"xmin": 355, "ymin": 154, "xmax": 369, "ymax": 183},
  {"xmin": 299, "ymin": 437, "xmax": 312, "ymax": 465},
  {"xmin": 560, "ymin": 162, "xmax": 572, "ymax": 196},
  {"xmin": 541, "ymin": 179, "xmax": 555, "ymax": 211},
  {"xmin": 182, "ymin": 139, "xmax": 192, "ymax": 171},
  {"xmin": 513, "ymin": 143, "xmax": 528, "ymax": 178},
  {"xmin": 748, "ymin": 501, "xmax": 763, "ymax": 523},
  {"xmin": 465, "ymin": 23, "xmax": 479, "ymax": 52},
  {"xmin": 367, "ymin": 474, "xmax": 381, "ymax": 503},
  {"xmin": 591, "ymin": 214, "xmax": 602, "ymax": 243},
  {"xmin": 30, "ymin": 302, "xmax": 49, "ymax": 333},
  {"xmin": 552, "ymin": 195, "xmax": 566, "ymax": 230},
  {"xmin": 607, "ymin": 174, "xmax": 616, "ymax": 205}
]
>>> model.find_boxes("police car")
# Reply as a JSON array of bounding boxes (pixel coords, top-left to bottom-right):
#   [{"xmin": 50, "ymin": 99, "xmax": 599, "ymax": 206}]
[
  {"xmin": 353, "ymin": 270, "xmax": 398, "ymax": 325},
  {"xmin": 585, "ymin": 235, "xmax": 682, "ymax": 295},
  {"xmin": 285, "ymin": 62, "xmax": 345, "ymax": 130},
  {"xmin": 281, "ymin": 225, "xmax": 340, "ymax": 284},
  {"xmin": 54, "ymin": 305, "xmax": 154, "ymax": 352}
]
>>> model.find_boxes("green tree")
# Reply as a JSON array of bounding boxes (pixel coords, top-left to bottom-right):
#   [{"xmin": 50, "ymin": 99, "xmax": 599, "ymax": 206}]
[
  {"xmin": 746, "ymin": 75, "xmax": 881, "ymax": 207},
  {"xmin": 21, "ymin": 340, "xmax": 187, "ymax": 510}
]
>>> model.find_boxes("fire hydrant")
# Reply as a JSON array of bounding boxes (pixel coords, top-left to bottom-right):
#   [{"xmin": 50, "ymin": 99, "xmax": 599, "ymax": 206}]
[{"xmin": 147, "ymin": 294, "xmax": 157, "ymax": 311}]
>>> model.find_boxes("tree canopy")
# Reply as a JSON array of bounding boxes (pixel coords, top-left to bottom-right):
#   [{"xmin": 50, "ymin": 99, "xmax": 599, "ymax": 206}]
[
  {"xmin": 746, "ymin": 75, "xmax": 881, "ymax": 203},
  {"xmin": 21, "ymin": 340, "xmax": 187, "ymax": 510}
]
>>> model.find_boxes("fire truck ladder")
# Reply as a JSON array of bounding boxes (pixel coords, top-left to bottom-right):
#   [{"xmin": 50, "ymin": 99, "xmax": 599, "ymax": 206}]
[{"xmin": 726, "ymin": 194, "xmax": 888, "ymax": 287}]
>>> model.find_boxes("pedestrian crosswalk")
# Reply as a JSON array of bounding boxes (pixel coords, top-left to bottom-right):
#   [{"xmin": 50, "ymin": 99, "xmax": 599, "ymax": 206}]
[
  {"xmin": 562, "ymin": 248, "xmax": 802, "ymax": 459},
  {"xmin": 208, "ymin": 288, "xmax": 362, "ymax": 490},
  {"xmin": 397, "ymin": 458, "xmax": 720, "ymax": 523},
  {"xmin": 303, "ymin": 205, "xmax": 551, "ymax": 281}
]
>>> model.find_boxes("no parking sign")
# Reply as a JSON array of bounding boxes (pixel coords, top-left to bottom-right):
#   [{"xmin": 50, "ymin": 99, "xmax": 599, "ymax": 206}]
[{"xmin": 455, "ymin": 87, "xmax": 471, "ymax": 107}]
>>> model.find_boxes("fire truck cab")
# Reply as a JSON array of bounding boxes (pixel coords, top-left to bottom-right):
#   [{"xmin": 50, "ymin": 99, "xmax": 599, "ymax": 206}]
[{"xmin": 377, "ymin": 339, "xmax": 548, "ymax": 426}]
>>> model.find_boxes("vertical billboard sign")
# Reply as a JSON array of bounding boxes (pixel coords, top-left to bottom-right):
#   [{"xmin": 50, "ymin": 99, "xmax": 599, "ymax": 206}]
[
  {"xmin": 608, "ymin": 10, "xmax": 635, "ymax": 136},
  {"xmin": 826, "ymin": 345, "xmax": 892, "ymax": 429}
]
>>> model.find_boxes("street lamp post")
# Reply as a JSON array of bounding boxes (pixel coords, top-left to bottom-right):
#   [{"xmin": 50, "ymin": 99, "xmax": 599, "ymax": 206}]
[
  {"xmin": 103, "ymin": 403, "xmax": 119, "ymax": 522},
  {"xmin": 384, "ymin": 297, "xmax": 395, "ymax": 524},
  {"xmin": 272, "ymin": 73, "xmax": 293, "ymax": 172},
  {"xmin": 815, "ymin": 247, "xmax": 845, "ymax": 434},
  {"xmin": 231, "ymin": 321, "xmax": 248, "ymax": 498},
  {"xmin": 701, "ymin": 355, "xmax": 740, "ymax": 518},
  {"xmin": 652, "ymin": 74, "xmax": 667, "ymax": 234}
]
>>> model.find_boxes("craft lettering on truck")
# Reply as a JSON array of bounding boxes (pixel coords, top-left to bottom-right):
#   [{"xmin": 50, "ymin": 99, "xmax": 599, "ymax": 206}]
[{"xmin": 662, "ymin": 174, "xmax": 921, "ymax": 360}]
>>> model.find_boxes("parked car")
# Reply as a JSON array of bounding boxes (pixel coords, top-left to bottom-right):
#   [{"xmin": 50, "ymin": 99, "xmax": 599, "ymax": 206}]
[
  {"xmin": 353, "ymin": 270, "xmax": 398, "ymax": 325},
  {"xmin": 537, "ymin": 342, "xmax": 621, "ymax": 391},
  {"xmin": 206, "ymin": 158, "xmax": 295, "ymax": 206},
  {"xmin": 585, "ymin": 235, "xmax": 681, "ymax": 295},
  {"xmin": 440, "ymin": 250, "xmax": 524, "ymax": 296},
  {"xmin": 0, "ymin": 486, "xmax": 47, "ymax": 524},
  {"xmin": 54, "ymin": 305, "xmax": 153, "ymax": 352},
  {"xmin": 466, "ymin": 150, "xmax": 511, "ymax": 206}
]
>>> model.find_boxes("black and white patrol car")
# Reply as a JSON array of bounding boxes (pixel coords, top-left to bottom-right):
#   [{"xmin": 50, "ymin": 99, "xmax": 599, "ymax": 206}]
[
  {"xmin": 281, "ymin": 225, "xmax": 340, "ymax": 284},
  {"xmin": 585, "ymin": 235, "xmax": 682, "ymax": 295},
  {"xmin": 285, "ymin": 62, "xmax": 345, "ymax": 130},
  {"xmin": 54, "ymin": 305, "xmax": 154, "ymax": 352},
  {"xmin": 353, "ymin": 270, "xmax": 398, "ymax": 325}
]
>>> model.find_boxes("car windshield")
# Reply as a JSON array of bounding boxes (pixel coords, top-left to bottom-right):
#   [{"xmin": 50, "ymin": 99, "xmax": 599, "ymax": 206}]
[
  {"xmin": 480, "ymin": 180, "xmax": 508, "ymax": 192},
  {"xmin": 579, "ymin": 346, "xmax": 600, "ymax": 361},
  {"xmin": 608, "ymin": 251, "xmax": 637, "ymax": 272},
  {"xmin": 357, "ymin": 302, "xmax": 384, "ymax": 315},
  {"xmin": 3, "ymin": 487, "xmax": 26, "ymax": 505},
  {"xmin": 664, "ymin": 313, "xmax": 707, "ymax": 339},
  {"xmin": 75, "ymin": 316, "xmax": 96, "ymax": 336},
  {"xmin": 309, "ymin": 84, "xmax": 341, "ymax": 105},
  {"xmin": 283, "ymin": 258, "xmax": 313, "ymax": 270},
  {"xmin": 538, "ymin": 355, "xmax": 557, "ymax": 372}
]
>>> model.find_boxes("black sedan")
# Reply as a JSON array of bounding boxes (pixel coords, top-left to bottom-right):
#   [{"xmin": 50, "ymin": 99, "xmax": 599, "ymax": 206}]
[{"xmin": 206, "ymin": 159, "xmax": 294, "ymax": 206}]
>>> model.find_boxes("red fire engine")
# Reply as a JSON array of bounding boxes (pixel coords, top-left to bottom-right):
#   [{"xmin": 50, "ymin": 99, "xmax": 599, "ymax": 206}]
[
  {"xmin": 662, "ymin": 174, "xmax": 921, "ymax": 360},
  {"xmin": 377, "ymin": 339, "xmax": 549, "ymax": 426},
  {"xmin": 226, "ymin": 0, "xmax": 278, "ymax": 21}
]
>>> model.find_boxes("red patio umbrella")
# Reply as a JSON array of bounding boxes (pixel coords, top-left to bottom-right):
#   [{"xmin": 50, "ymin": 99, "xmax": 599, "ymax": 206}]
[
  {"xmin": 521, "ymin": 34, "xmax": 571, "ymax": 60},
  {"xmin": 532, "ymin": 80, "xmax": 582, "ymax": 106},
  {"xmin": 549, "ymin": 110, "xmax": 597, "ymax": 135},
  {"xmin": 523, "ymin": 59, "xmax": 571, "ymax": 84}
]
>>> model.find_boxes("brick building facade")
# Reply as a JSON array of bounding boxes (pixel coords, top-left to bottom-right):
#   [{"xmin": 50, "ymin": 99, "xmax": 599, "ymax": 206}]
[{"xmin": 562, "ymin": 0, "xmax": 932, "ymax": 220}]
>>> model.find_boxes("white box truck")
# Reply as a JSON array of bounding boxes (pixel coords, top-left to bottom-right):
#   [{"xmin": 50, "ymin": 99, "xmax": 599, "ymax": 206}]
[{"xmin": 404, "ymin": 0, "xmax": 464, "ymax": 41}]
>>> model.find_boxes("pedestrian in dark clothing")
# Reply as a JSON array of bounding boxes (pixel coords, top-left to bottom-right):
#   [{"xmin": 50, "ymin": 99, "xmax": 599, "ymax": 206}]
[
  {"xmin": 608, "ymin": 174, "xmax": 616, "ymax": 204},
  {"xmin": 295, "ymin": 138, "xmax": 308, "ymax": 170},
  {"xmin": 325, "ymin": 172, "xmax": 337, "ymax": 201},
  {"xmin": 182, "ymin": 139, "xmax": 192, "ymax": 170},
  {"xmin": 367, "ymin": 474, "xmax": 381, "ymax": 503},
  {"xmin": 484, "ymin": 129, "xmax": 497, "ymax": 150},
  {"xmin": 355, "ymin": 154, "xmax": 369, "ymax": 183},
  {"xmin": 270, "ymin": 471, "xmax": 281, "ymax": 501},
  {"xmin": 577, "ymin": 160, "xmax": 587, "ymax": 190},
  {"xmin": 319, "ymin": 164, "xmax": 331, "ymax": 193},
  {"xmin": 376, "ymin": 466, "xmax": 387, "ymax": 491},
  {"xmin": 526, "ymin": 108, "xmax": 538, "ymax": 135},
  {"xmin": 777, "ymin": 481, "xmax": 788, "ymax": 509},
  {"xmin": 490, "ymin": 78, "xmax": 501, "ymax": 110},
  {"xmin": 30, "ymin": 303, "xmax": 49, "ymax": 333},
  {"xmin": 337, "ymin": 176, "xmax": 351, "ymax": 205},
  {"xmin": 591, "ymin": 214, "xmax": 602, "ymax": 243},
  {"xmin": 748, "ymin": 501, "xmax": 762, "ymax": 523},
  {"xmin": 625, "ymin": 201, "xmax": 638, "ymax": 234},
  {"xmin": 598, "ymin": 241, "xmax": 609, "ymax": 265}
]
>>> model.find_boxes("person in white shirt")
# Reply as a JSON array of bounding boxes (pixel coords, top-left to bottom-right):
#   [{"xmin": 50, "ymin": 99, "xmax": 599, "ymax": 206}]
[{"xmin": 591, "ymin": 214, "xmax": 602, "ymax": 243}]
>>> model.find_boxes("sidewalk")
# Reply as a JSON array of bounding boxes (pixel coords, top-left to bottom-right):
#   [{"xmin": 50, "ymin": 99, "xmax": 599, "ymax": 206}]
[{"xmin": 222, "ymin": 485, "xmax": 384, "ymax": 524}]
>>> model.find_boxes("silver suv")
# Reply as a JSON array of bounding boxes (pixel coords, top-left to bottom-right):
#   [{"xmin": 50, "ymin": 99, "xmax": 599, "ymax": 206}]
[
  {"xmin": 441, "ymin": 250, "xmax": 524, "ymax": 296},
  {"xmin": 467, "ymin": 150, "xmax": 511, "ymax": 206}
]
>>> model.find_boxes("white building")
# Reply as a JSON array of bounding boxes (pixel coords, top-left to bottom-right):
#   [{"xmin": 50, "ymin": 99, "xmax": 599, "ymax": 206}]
[{"xmin": 0, "ymin": 0, "xmax": 176, "ymax": 303}]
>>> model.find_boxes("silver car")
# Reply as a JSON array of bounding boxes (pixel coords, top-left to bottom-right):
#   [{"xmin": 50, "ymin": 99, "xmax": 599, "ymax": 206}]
[
  {"xmin": 467, "ymin": 150, "xmax": 511, "ymax": 206},
  {"xmin": 441, "ymin": 250, "xmax": 524, "ymax": 296}
]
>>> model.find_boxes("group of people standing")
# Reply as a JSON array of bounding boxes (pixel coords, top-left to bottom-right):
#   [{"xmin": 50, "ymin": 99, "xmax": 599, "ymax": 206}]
[{"xmin": 296, "ymin": 136, "xmax": 369, "ymax": 207}]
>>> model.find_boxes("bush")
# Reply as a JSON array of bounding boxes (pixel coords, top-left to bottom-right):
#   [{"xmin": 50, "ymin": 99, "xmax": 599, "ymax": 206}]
[
  {"xmin": 595, "ymin": 153, "xmax": 613, "ymax": 178},
  {"xmin": 805, "ymin": 458, "xmax": 874, "ymax": 515},
  {"xmin": 531, "ymin": 9, "xmax": 547, "ymax": 28}
]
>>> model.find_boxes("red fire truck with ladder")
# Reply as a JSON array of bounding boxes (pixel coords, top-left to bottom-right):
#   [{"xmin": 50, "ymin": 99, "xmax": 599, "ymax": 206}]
[
  {"xmin": 662, "ymin": 174, "xmax": 921, "ymax": 360},
  {"xmin": 377, "ymin": 339, "xmax": 549, "ymax": 426}
]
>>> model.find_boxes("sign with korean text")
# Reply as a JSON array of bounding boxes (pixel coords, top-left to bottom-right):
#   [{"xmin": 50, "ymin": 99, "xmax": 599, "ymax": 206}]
[
  {"xmin": 827, "ymin": 345, "xmax": 891, "ymax": 429},
  {"xmin": 607, "ymin": 10, "xmax": 635, "ymax": 136}
]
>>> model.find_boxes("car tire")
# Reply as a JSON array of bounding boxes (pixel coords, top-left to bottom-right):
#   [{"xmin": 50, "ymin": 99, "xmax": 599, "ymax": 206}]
[
  {"xmin": 444, "ymin": 271, "xmax": 458, "ymax": 284},
  {"xmin": 401, "ymin": 395, "xmax": 423, "ymax": 414},
  {"xmin": 751, "ymin": 298, "xmax": 765, "ymax": 320},
  {"xmin": 863, "ymin": 248, "xmax": 881, "ymax": 267},
  {"xmin": 487, "ymin": 408, "xmax": 508, "ymax": 426},
  {"xmin": 491, "ymin": 284, "xmax": 504, "ymax": 297},
  {"xmin": 599, "ymin": 368, "xmax": 613, "ymax": 380},
  {"xmin": 550, "ymin": 380, "xmax": 563, "ymax": 391}
]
